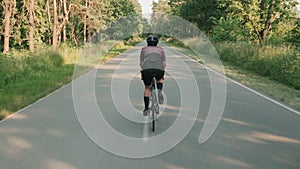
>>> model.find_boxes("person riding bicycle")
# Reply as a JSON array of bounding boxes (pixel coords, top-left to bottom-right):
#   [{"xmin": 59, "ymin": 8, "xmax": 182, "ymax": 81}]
[{"xmin": 140, "ymin": 34, "xmax": 166, "ymax": 116}]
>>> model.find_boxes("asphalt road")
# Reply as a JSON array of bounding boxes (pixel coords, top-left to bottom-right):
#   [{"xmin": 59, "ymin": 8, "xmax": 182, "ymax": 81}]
[{"xmin": 0, "ymin": 43, "xmax": 300, "ymax": 169}]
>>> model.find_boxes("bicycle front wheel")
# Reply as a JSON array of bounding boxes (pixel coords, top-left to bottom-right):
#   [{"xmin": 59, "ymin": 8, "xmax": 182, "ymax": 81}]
[{"xmin": 152, "ymin": 113, "xmax": 155, "ymax": 132}]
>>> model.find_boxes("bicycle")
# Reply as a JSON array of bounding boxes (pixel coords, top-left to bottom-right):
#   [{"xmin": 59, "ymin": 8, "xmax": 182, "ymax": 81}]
[{"xmin": 148, "ymin": 76, "xmax": 159, "ymax": 132}]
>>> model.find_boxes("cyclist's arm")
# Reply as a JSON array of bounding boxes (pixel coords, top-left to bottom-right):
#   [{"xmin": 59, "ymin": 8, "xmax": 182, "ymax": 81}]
[
  {"xmin": 140, "ymin": 61, "xmax": 144, "ymax": 69},
  {"xmin": 140, "ymin": 50, "xmax": 144, "ymax": 70},
  {"xmin": 162, "ymin": 61, "xmax": 166, "ymax": 70},
  {"xmin": 162, "ymin": 49, "xmax": 166, "ymax": 70}
]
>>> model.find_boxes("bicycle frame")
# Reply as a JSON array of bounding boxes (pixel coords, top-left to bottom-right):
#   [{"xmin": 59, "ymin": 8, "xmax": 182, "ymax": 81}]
[{"xmin": 149, "ymin": 77, "xmax": 159, "ymax": 131}]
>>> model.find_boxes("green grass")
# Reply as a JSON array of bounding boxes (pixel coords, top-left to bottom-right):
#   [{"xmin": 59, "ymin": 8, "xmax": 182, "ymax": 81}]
[
  {"xmin": 0, "ymin": 38, "xmax": 142, "ymax": 121},
  {"xmin": 215, "ymin": 42, "xmax": 300, "ymax": 89},
  {"xmin": 102, "ymin": 40, "xmax": 140, "ymax": 63},
  {"xmin": 0, "ymin": 64, "xmax": 74, "ymax": 120},
  {"xmin": 166, "ymin": 40, "xmax": 300, "ymax": 110},
  {"xmin": 222, "ymin": 62, "xmax": 300, "ymax": 109}
]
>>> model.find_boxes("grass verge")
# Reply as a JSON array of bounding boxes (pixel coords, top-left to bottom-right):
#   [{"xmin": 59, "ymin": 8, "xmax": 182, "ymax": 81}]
[
  {"xmin": 222, "ymin": 62, "xmax": 300, "ymax": 110},
  {"xmin": 0, "ymin": 64, "xmax": 74, "ymax": 120},
  {"xmin": 0, "ymin": 39, "xmax": 142, "ymax": 121},
  {"xmin": 165, "ymin": 40, "xmax": 300, "ymax": 110}
]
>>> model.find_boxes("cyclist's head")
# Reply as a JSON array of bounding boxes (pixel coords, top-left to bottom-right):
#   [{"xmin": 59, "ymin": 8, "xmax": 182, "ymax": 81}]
[{"xmin": 147, "ymin": 35, "xmax": 159, "ymax": 46}]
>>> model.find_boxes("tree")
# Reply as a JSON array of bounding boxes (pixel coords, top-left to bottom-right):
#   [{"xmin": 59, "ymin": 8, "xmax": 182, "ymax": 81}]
[
  {"xmin": 169, "ymin": 0, "xmax": 223, "ymax": 33},
  {"xmin": 130, "ymin": 0, "xmax": 142, "ymax": 14},
  {"xmin": 168, "ymin": 0, "xmax": 185, "ymax": 15},
  {"xmin": 0, "ymin": 0, "xmax": 142, "ymax": 51},
  {"xmin": 29, "ymin": 0, "xmax": 35, "ymax": 52},
  {"xmin": 52, "ymin": 0, "xmax": 58, "ymax": 48},
  {"xmin": 52, "ymin": 0, "xmax": 79, "ymax": 47},
  {"xmin": 85, "ymin": 0, "xmax": 105, "ymax": 43},
  {"xmin": 218, "ymin": 0, "xmax": 299, "ymax": 45},
  {"xmin": 286, "ymin": 18, "xmax": 300, "ymax": 47},
  {"xmin": 105, "ymin": 0, "xmax": 137, "ymax": 21},
  {"xmin": 100, "ymin": 0, "xmax": 140, "ymax": 40},
  {"xmin": 211, "ymin": 16, "xmax": 247, "ymax": 42},
  {"xmin": 153, "ymin": 0, "xmax": 171, "ymax": 14},
  {"xmin": 2, "ymin": 0, "xmax": 16, "ymax": 53}
]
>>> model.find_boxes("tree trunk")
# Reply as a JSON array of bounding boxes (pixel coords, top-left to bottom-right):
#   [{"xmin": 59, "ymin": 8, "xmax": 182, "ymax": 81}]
[
  {"xmin": 3, "ymin": 0, "xmax": 12, "ymax": 53},
  {"xmin": 46, "ymin": 0, "xmax": 52, "ymax": 44},
  {"xmin": 63, "ymin": 0, "xmax": 68, "ymax": 42},
  {"xmin": 88, "ymin": 26, "xmax": 92, "ymax": 43},
  {"xmin": 29, "ymin": 0, "xmax": 35, "ymax": 52},
  {"xmin": 257, "ymin": 0, "xmax": 275, "ymax": 46},
  {"xmin": 83, "ymin": 0, "xmax": 88, "ymax": 43},
  {"xmin": 52, "ymin": 0, "xmax": 72, "ymax": 47},
  {"xmin": 46, "ymin": 0, "xmax": 51, "ymax": 23},
  {"xmin": 53, "ymin": 0, "xmax": 58, "ymax": 48}
]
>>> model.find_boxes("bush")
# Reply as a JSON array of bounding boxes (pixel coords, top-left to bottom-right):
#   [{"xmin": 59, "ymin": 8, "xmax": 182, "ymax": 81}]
[
  {"xmin": 58, "ymin": 43, "xmax": 80, "ymax": 64},
  {"xmin": 0, "ymin": 50, "xmax": 63, "ymax": 88},
  {"xmin": 215, "ymin": 42, "xmax": 300, "ymax": 89},
  {"xmin": 29, "ymin": 50, "xmax": 63, "ymax": 71}
]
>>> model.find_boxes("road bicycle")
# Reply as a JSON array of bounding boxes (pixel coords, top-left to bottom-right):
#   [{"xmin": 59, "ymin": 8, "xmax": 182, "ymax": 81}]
[{"xmin": 148, "ymin": 76, "xmax": 159, "ymax": 132}]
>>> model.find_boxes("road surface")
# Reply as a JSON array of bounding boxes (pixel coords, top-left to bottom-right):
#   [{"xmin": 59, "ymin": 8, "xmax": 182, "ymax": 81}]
[{"xmin": 0, "ymin": 43, "xmax": 300, "ymax": 169}]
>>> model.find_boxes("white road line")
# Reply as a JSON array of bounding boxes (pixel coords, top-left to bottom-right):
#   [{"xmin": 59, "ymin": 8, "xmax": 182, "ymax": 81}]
[
  {"xmin": 143, "ymin": 117, "xmax": 149, "ymax": 141},
  {"xmin": 166, "ymin": 45, "xmax": 300, "ymax": 116}
]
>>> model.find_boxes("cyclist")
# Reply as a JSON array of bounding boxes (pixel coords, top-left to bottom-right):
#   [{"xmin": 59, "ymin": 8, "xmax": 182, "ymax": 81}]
[{"xmin": 140, "ymin": 34, "xmax": 166, "ymax": 116}]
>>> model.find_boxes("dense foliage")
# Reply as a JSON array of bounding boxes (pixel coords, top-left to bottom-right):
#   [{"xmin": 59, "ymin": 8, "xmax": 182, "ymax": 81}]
[
  {"xmin": 0, "ymin": 0, "xmax": 142, "ymax": 52},
  {"xmin": 216, "ymin": 42, "xmax": 300, "ymax": 89},
  {"xmin": 0, "ymin": 50, "xmax": 63, "ymax": 88},
  {"xmin": 152, "ymin": 0, "xmax": 300, "ymax": 90},
  {"xmin": 153, "ymin": 0, "xmax": 299, "ymax": 46}
]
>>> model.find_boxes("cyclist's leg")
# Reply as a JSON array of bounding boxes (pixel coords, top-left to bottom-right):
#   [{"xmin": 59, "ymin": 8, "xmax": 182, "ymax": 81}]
[
  {"xmin": 153, "ymin": 69, "xmax": 164, "ymax": 88},
  {"xmin": 141, "ymin": 70, "xmax": 152, "ymax": 115},
  {"xmin": 157, "ymin": 79, "xmax": 163, "ymax": 90},
  {"xmin": 143, "ymin": 86, "xmax": 151, "ymax": 116},
  {"xmin": 154, "ymin": 69, "xmax": 165, "ymax": 104}
]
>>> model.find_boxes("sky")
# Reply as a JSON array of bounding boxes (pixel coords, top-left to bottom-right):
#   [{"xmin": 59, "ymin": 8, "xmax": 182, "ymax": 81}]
[{"xmin": 138, "ymin": 0, "xmax": 158, "ymax": 14}]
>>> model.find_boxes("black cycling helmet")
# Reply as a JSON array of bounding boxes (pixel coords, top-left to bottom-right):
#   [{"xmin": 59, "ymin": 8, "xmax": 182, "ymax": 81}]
[{"xmin": 147, "ymin": 35, "xmax": 159, "ymax": 46}]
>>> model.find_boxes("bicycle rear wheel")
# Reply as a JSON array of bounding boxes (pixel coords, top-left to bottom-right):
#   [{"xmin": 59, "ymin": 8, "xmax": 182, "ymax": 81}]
[
  {"xmin": 152, "ymin": 112, "xmax": 155, "ymax": 132},
  {"xmin": 150, "ymin": 77, "xmax": 158, "ymax": 132}
]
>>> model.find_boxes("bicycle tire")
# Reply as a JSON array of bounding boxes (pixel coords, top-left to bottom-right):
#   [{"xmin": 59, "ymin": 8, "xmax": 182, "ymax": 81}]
[
  {"xmin": 150, "ymin": 77, "xmax": 158, "ymax": 132},
  {"xmin": 152, "ymin": 111, "xmax": 155, "ymax": 132},
  {"xmin": 151, "ymin": 91, "xmax": 156, "ymax": 132}
]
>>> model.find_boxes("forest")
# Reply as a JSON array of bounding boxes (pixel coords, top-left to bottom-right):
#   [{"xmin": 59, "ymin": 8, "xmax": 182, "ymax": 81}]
[
  {"xmin": 0, "ymin": 0, "xmax": 142, "ymax": 52},
  {"xmin": 152, "ymin": 0, "xmax": 300, "ymax": 89}
]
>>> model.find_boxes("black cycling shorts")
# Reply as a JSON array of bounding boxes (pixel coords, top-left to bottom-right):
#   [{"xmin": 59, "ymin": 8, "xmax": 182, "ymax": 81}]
[{"xmin": 141, "ymin": 69, "xmax": 165, "ymax": 86}]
